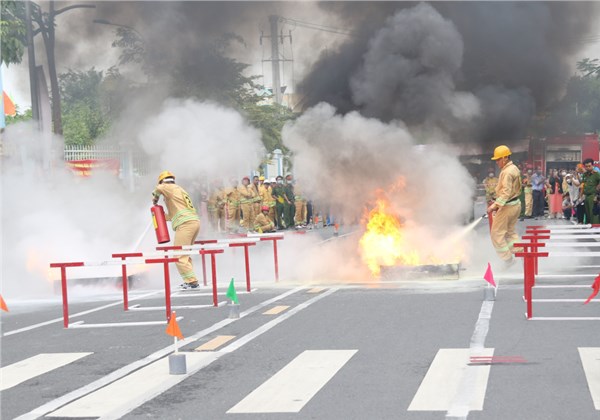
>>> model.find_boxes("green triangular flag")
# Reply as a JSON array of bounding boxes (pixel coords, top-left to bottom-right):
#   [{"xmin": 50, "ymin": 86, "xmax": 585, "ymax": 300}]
[{"xmin": 226, "ymin": 278, "xmax": 239, "ymax": 304}]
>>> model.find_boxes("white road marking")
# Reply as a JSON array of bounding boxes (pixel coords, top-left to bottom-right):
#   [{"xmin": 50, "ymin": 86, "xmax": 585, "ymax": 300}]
[
  {"xmin": 68, "ymin": 317, "xmax": 183, "ymax": 328},
  {"xmin": 1, "ymin": 353, "xmax": 92, "ymax": 391},
  {"xmin": 529, "ymin": 317, "xmax": 600, "ymax": 321},
  {"xmin": 444, "ymin": 298, "xmax": 495, "ymax": 419},
  {"xmin": 47, "ymin": 352, "xmax": 216, "ymax": 418},
  {"xmin": 128, "ymin": 302, "xmax": 226, "ymax": 311},
  {"xmin": 171, "ymin": 288, "xmax": 257, "ymax": 298},
  {"xmin": 2, "ymin": 291, "xmax": 160, "ymax": 337},
  {"xmin": 14, "ymin": 286, "xmax": 306, "ymax": 420},
  {"xmin": 408, "ymin": 348, "xmax": 493, "ymax": 412},
  {"xmin": 228, "ymin": 349, "xmax": 356, "ymax": 413},
  {"xmin": 579, "ymin": 347, "xmax": 600, "ymax": 410}
]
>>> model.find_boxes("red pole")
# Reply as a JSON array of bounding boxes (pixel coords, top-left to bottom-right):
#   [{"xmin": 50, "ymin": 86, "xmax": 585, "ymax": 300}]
[
  {"xmin": 244, "ymin": 244, "xmax": 251, "ymax": 292},
  {"xmin": 120, "ymin": 259, "xmax": 129, "ymax": 311},
  {"xmin": 164, "ymin": 260, "xmax": 172, "ymax": 322},
  {"xmin": 60, "ymin": 266, "xmax": 69, "ymax": 328},
  {"xmin": 202, "ymin": 253, "xmax": 207, "ymax": 286},
  {"xmin": 524, "ymin": 255, "xmax": 533, "ymax": 319},
  {"xmin": 211, "ymin": 253, "xmax": 218, "ymax": 307},
  {"xmin": 273, "ymin": 239, "xmax": 279, "ymax": 282}
]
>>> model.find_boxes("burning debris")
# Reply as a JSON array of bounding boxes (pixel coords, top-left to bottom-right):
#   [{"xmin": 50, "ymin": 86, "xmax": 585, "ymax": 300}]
[{"xmin": 359, "ymin": 186, "xmax": 465, "ymax": 279}]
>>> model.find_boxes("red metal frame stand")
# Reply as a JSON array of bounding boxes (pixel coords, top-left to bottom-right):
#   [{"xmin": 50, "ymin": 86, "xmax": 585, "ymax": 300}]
[
  {"xmin": 112, "ymin": 252, "xmax": 143, "ymax": 311},
  {"xmin": 50, "ymin": 262, "xmax": 84, "ymax": 328},
  {"xmin": 260, "ymin": 236, "xmax": 283, "ymax": 282},
  {"xmin": 145, "ymin": 257, "xmax": 179, "ymax": 321},
  {"xmin": 195, "ymin": 240, "xmax": 218, "ymax": 286},
  {"xmin": 229, "ymin": 242, "xmax": 256, "ymax": 292},
  {"xmin": 199, "ymin": 249, "xmax": 224, "ymax": 306}
]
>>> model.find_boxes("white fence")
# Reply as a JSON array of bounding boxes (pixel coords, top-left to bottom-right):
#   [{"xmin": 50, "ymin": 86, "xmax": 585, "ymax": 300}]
[{"xmin": 63, "ymin": 144, "xmax": 150, "ymax": 176}]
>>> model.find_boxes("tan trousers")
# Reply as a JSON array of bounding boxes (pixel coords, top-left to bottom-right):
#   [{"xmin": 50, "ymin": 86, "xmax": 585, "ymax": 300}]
[
  {"xmin": 226, "ymin": 203, "xmax": 240, "ymax": 232},
  {"xmin": 491, "ymin": 204, "xmax": 521, "ymax": 261},
  {"xmin": 524, "ymin": 192, "xmax": 533, "ymax": 216},
  {"xmin": 174, "ymin": 220, "xmax": 200, "ymax": 283},
  {"xmin": 240, "ymin": 203, "xmax": 255, "ymax": 231},
  {"xmin": 295, "ymin": 200, "xmax": 307, "ymax": 226}
]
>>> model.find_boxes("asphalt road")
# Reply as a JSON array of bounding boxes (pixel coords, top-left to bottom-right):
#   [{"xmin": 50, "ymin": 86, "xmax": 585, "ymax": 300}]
[{"xmin": 2, "ymin": 218, "xmax": 599, "ymax": 420}]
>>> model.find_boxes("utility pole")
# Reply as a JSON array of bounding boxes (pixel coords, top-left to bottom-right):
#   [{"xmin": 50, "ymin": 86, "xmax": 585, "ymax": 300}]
[
  {"xmin": 25, "ymin": 1, "xmax": 39, "ymax": 123},
  {"xmin": 269, "ymin": 15, "xmax": 282, "ymax": 105}
]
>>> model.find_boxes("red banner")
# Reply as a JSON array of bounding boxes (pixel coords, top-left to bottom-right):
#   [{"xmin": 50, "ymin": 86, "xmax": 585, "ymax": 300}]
[{"xmin": 66, "ymin": 159, "xmax": 120, "ymax": 177}]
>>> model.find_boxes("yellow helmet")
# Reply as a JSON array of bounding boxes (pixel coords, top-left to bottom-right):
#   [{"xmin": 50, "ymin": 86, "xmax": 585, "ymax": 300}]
[
  {"xmin": 259, "ymin": 176, "xmax": 265, "ymax": 181},
  {"xmin": 158, "ymin": 170, "xmax": 175, "ymax": 183},
  {"xmin": 491, "ymin": 145, "xmax": 511, "ymax": 161}
]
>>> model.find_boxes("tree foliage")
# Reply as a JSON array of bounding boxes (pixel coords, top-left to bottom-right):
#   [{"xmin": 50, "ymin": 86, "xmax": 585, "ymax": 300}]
[
  {"xmin": 59, "ymin": 68, "xmax": 109, "ymax": 146},
  {"xmin": 112, "ymin": 29, "xmax": 294, "ymax": 151},
  {"xmin": 531, "ymin": 58, "xmax": 600, "ymax": 136},
  {"xmin": 0, "ymin": 0, "xmax": 27, "ymax": 66}
]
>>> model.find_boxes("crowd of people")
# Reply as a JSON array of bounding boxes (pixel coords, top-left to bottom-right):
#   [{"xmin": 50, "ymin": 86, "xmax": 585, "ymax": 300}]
[
  {"xmin": 200, "ymin": 174, "xmax": 314, "ymax": 234},
  {"xmin": 483, "ymin": 158, "xmax": 600, "ymax": 225}
]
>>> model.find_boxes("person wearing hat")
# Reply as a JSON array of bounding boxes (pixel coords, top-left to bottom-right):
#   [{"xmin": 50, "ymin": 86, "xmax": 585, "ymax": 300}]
[
  {"xmin": 152, "ymin": 171, "xmax": 201, "ymax": 289},
  {"xmin": 252, "ymin": 176, "xmax": 263, "ymax": 219},
  {"xmin": 237, "ymin": 176, "xmax": 257, "ymax": 231},
  {"xmin": 260, "ymin": 178, "xmax": 276, "ymax": 222},
  {"xmin": 487, "ymin": 146, "xmax": 523, "ymax": 267},
  {"xmin": 223, "ymin": 178, "xmax": 241, "ymax": 233},
  {"xmin": 254, "ymin": 205, "xmax": 275, "ymax": 233},
  {"xmin": 271, "ymin": 175, "xmax": 287, "ymax": 229}
]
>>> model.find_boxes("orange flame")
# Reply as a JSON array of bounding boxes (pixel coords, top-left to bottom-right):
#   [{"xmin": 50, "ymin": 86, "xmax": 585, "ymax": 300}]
[{"xmin": 359, "ymin": 198, "xmax": 420, "ymax": 276}]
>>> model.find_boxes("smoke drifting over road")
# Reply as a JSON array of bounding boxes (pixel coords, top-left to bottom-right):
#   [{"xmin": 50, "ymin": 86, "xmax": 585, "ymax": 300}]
[
  {"xmin": 300, "ymin": 1, "xmax": 599, "ymax": 146},
  {"xmin": 283, "ymin": 102, "xmax": 475, "ymax": 226}
]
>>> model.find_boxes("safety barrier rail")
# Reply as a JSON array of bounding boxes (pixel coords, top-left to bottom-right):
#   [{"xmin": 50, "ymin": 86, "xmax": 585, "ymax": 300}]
[
  {"xmin": 49, "ymin": 233, "xmax": 285, "ymax": 328},
  {"xmin": 515, "ymin": 224, "xmax": 600, "ymax": 320}
]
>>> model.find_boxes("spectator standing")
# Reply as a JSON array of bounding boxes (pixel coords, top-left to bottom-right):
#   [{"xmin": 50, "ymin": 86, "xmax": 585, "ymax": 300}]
[
  {"xmin": 530, "ymin": 168, "xmax": 546, "ymax": 219},
  {"xmin": 581, "ymin": 158, "xmax": 600, "ymax": 224},
  {"xmin": 546, "ymin": 169, "xmax": 564, "ymax": 219}
]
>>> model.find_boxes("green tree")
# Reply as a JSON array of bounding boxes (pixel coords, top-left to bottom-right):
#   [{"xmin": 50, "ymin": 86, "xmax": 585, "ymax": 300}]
[
  {"xmin": 531, "ymin": 58, "xmax": 600, "ymax": 136},
  {"xmin": 5, "ymin": 108, "xmax": 33, "ymax": 125},
  {"xmin": 0, "ymin": 1, "xmax": 27, "ymax": 66},
  {"xmin": 59, "ymin": 68, "xmax": 109, "ymax": 146},
  {"xmin": 244, "ymin": 103, "xmax": 297, "ymax": 152}
]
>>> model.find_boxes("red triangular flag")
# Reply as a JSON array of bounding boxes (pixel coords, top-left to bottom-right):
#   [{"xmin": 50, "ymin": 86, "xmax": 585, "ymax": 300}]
[
  {"xmin": 483, "ymin": 263, "xmax": 496, "ymax": 288},
  {"xmin": 165, "ymin": 311, "xmax": 183, "ymax": 340},
  {"xmin": 0, "ymin": 294, "xmax": 8, "ymax": 312},
  {"xmin": 583, "ymin": 275, "xmax": 600, "ymax": 305}
]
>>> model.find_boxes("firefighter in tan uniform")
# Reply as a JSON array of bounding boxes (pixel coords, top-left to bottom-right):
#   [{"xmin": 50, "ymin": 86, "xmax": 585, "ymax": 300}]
[
  {"xmin": 487, "ymin": 146, "xmax": 523, "ymax": 267},
  {"xmin": 238, "ymin": 176, "xmax": 257, "ymax": 231},
  {"xmin": 294, "ymin": 181, "xmax": 308, "ymax": 227},
  {"xmin": 523, "ymin": 170, "xmax": 533, "ymax": 218},
  {"xmin": 251, "ymin": 176, "xmax": 263, "ymax": 220},
  {"xmin": 261, "ymin": 178, "xmax": 276, "ymax": 222},
  {"xmin": 254, "ymin": 206, "xmax": 275, "ymax": 233},
  {"xmin": 223, "ymin": 178, "xmax": 240, "ymax": 233},
  {"xmin": 152, "ymin": 171, "xmax": 201, "ymax": 289}
]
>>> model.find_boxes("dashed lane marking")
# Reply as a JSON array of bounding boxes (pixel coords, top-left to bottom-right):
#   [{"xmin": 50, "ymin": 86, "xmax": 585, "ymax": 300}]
[
  {"xmin": 262, "ymin": 305, "xmax": 290, "ymax": 315},
  {"xmin": 195, "ymin": 335, "xmax": 236, "ymax": 351}
]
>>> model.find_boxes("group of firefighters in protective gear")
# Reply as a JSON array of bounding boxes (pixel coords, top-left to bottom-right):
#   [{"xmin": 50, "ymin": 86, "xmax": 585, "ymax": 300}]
[
  {"xmin": 151, "ymin": 171, "xmax": 308, "ymax": 289},
  {"xmin": 206, "ymin": 174, "xmax": 308, "ymax": 234}
]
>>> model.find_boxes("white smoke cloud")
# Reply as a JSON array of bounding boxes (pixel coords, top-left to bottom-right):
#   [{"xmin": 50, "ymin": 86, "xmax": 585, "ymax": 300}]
[
  {"xmin": 1, "ymin": 100, "xmax": 265, "ymax": 300},
  {"xmin": 283, "ymin": 102, "xmax": 475, "ymax": 228},
  {"xmin": 137, "ymin": 99, "xmax": 264, "ymax": 183}
]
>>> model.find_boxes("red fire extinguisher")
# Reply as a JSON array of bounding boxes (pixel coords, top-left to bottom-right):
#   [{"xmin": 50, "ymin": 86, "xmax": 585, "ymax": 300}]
[{"xmin": 151, "ymin": 205, "xmax": 170, "ymax": 244}]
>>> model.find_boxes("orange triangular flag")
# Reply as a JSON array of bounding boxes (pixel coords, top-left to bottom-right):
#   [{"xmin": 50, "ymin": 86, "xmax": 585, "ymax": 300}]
[
  {"xmin": 0, "ymin": 294, "xmax": 8, "ymax": 312},
  {"xmin": 3, "ymin": 92, "xmax": 16, "ymax": 117},
  {"xmin": 165, "ymin": 311, "xmax": 183, "ymax": 340}
]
